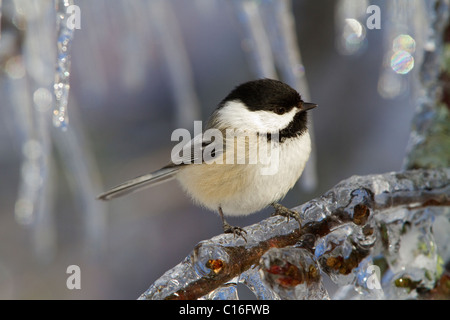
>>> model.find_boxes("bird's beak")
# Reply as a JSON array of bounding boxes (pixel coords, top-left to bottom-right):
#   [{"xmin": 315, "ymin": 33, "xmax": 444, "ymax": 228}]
[{"xmin": 300, "ymin": 102, "xmax": 318, "ymax": 111}]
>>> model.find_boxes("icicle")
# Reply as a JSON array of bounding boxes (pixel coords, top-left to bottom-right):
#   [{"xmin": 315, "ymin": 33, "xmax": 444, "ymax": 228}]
[
  {"xmin": 261, "ymin": 0, "xmax": 311, "ymax": 100},
  {"xmin": 147, "ymin": 0, "xmax": 201, "ymax": 128},
  {"xmin": 116, "ymin": 1, "xmax": 154, "ymax": 91},
  {"xmin": 51, "ymin": 108, "xmax": 107, "ymax": 256},
  {"xmin": 231, "ymin": 0, "xmax": 277, "ymax": 78},
  {"xmin": 11, "ymin": 0, "xmax": 57, "ymax": 263},
  {"xmin": 53, "ymin": 0, "xmax": 75, "ymax": 131}
]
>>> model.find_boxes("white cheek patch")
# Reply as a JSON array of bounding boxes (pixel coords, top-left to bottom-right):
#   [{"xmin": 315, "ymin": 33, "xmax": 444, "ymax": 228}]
[
  {"xmin": 217, "ymin": 100, "xmax": 297, "ymax": 132},
  {"xmin": 253, "ymin": 107, "xmax": 297, "ymax": 132}
]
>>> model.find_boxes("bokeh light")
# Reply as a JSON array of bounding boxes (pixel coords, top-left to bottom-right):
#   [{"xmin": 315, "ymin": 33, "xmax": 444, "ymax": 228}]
[
  {"xmin": 338, "ymin": 18, "xmax": 367, "ymax": 55},
  {"xmin": 390, "ymin": 34, "xmax": 416, "ymax": 74},
  {"xmin": 390, "ymin": 50, "xmax": 414, "ymax": 74},
  {"xmin": 393, "ymin": 34, "xmax": 416, "ymax": 53}
]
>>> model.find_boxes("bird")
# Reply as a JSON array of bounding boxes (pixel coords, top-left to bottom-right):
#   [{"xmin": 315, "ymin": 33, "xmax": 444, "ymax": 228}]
[{"xmin": 97, "ymin": 79, "xmax": 317, "ymax": 241}]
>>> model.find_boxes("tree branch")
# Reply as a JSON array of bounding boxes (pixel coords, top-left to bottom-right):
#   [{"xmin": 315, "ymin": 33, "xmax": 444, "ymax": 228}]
[{"xmin": 139, "ymin": 168, "xmax": 449, "ymax": 300}]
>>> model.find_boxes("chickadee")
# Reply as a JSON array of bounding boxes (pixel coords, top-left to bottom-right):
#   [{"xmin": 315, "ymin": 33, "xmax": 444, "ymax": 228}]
[{"xmin": 98, "ymin": 79, "xmax": 317, "ymax": 240}]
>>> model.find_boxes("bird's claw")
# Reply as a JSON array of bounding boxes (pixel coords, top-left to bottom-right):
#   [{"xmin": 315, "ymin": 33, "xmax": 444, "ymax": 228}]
[
  {"xmin": 272, "ymin": 203, "xmax": 302, "ymax": 228},
  {"xmin": 223, "ymin": 223, "xmax": 247, "ymax": 242}
]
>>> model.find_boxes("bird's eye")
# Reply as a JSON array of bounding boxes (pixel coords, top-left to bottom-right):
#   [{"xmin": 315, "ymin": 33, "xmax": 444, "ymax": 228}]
[{"xmin": 275, "ymin": 107, "xmax": 286, "ymax": 115}]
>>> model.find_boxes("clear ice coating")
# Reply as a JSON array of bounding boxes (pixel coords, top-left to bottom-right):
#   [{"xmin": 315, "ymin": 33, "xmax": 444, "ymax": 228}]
[
  {"xmin": 53, "ymin": 0, "xmax": 75, "ymax": 131},
  {"xmin": 376, "ymin": 207, "xmax": 440, "ymax": 299},
  {"xmin": 200, "ymin": 282, "xmax": 239, "ymax": 300},
  {"xmin": 239, "ymin": 267, "xmax": 280, "ymax": 300},
  {"xmin": 138, "ymin": 254, "xmax": 202, "ymax": 300},
  {"xmin": 260, "ymin": 247, "xmax": 329, "ymax": 300},
  {"xmin": 140, "ymin": 169, "xmax": 449, "ymax": 300}
]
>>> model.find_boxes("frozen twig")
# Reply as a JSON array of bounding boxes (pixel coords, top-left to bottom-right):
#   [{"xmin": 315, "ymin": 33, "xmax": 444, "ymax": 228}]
[{"xmin": 139, "ymin": 168, "xmax": 449, "ymax": 300}]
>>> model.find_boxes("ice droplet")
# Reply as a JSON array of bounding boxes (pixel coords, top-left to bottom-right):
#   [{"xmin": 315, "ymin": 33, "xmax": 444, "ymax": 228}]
[
  {"xmin": 260, "ymin": 247, "xmax": 329, "ymax": 300},
  {"xmin": 315, "ymin": 225, "xmax": 361, "ymax": 286},
  {"xmin": 192, "ymin": 241, "xmax": 230, "ymax": 277}
]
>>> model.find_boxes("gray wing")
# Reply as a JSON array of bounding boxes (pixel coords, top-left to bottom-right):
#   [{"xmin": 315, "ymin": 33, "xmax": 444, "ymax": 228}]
[
  {"xmin": 171, "ymin": 131, "xmax": 224, "ymax": 166},
  {"xmin": 97, "ymin": 132, "xmax": 224, "ymax": 201}
]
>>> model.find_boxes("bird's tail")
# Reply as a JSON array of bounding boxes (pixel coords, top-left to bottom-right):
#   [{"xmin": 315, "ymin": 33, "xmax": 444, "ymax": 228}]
[{"xmin": 97, "ymin": 166, "xmax": 179, "ymax": 201}]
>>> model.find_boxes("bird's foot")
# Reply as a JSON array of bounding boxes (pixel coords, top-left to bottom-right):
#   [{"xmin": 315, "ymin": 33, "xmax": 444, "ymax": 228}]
[
  {"xmin": 271, "ymin": 203, "xmax": 302, "ymax": 228},
  {"xmin": 223, "ymin": 222, "xmax": 247, "ymax": 242}
]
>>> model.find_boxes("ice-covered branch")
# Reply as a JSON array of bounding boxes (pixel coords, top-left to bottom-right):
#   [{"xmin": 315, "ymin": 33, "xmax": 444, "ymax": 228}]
[{"xmin": 139, "ymin": 168, "xmax": 449, "ymax": 300}]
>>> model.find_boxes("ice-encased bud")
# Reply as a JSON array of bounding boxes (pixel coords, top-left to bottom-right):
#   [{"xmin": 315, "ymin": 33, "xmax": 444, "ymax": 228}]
[
  {"xmin": 382, "ymin": 269, "xmax": 423, "ymax": 299},
  {"xmin": 377, "ymin": 207, "xmax": 440, "ymax": 297},
  {"xmin": 192, "ymin": 241, "xmax": 230, "ymax": 277},
  {"xmin": 259, "ymin": 247, "xmax": 329, "ymax": 300},
  {"xmin": 315, "ymin": 224, "xmax": 371, "ymax": 286}
]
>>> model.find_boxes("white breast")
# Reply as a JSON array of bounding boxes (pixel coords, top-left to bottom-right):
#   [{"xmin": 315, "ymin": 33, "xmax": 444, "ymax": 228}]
[{"xmin": 175, "ymin": 131, "xmax": 311, "ymax": 216}]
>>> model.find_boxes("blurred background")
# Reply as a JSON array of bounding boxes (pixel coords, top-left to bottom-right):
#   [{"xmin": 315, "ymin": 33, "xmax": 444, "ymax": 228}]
[{"xmin": 0, "ymin": 0, "xmax": 428, "ymax": 299}]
